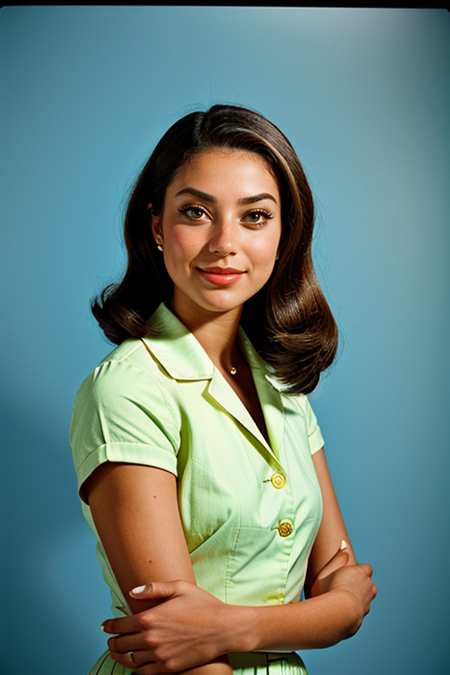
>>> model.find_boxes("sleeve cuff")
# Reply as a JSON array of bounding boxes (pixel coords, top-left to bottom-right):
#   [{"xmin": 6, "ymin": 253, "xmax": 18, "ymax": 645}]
[
  {"xmin": 308, "ymin": 426, "xmax": 324, "ymax": 455},
  {"xmin": 75, "ymin": 442, "xmax": 178, "ymax": 503}
]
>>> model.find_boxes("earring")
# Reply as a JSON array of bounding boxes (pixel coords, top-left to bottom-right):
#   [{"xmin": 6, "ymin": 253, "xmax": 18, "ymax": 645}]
[{"xmin": 157, "ymin": 244, "xmax": 163, "ymax": 252}]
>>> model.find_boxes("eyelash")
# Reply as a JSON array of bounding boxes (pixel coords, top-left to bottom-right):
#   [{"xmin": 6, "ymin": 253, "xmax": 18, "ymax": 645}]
[{"xmin": 178, "ymin": 205, "xmax": 274, "ymax": 227}]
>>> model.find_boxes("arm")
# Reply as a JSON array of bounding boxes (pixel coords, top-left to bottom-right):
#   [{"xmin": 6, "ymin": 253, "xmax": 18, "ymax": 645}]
[
  {"xmin": 84, "ymin": 461, "xmax": 233, "ymax": 675},
  {"xmin": 228, "ymin": 448, "xmax": 376, "ymax": 651},
  {"xmin": 305, "ymin": 447, "xmax": 357, "ymax": 595},
  {"xmin": 102, "ymin": 449, "xmax": 377, "ymax": 667}
]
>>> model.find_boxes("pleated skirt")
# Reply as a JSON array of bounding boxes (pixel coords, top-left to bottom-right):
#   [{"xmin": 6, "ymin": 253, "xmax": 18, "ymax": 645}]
[{"xmin": 88, "ymin": 650, "xmax": 308, "ymax": 675}]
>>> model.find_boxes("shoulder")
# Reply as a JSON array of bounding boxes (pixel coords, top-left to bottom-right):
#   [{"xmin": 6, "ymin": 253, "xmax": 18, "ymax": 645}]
[
  {"xmin": 280, "ymin": 389, "xmax": 319, "ymax": 428},
  {"xmin": 283, "ymin": 391, "xmax": 316, "ymax": 417},
  {"xmin": 70, "ymin": 338, "xmax": 184, "ymax": 499},
  {"xmin": 265, "ymin": 371, "xmax": 316, "ymax": 420},
  {"xmin": 71, "ymin": 337, "xmax": 182, "ymax": 443},
  {"xmin": 76, "ymin": 337, "xmax": 177, "ymax": 399},
  {"xmin": 281, "ymin": 390, "xmax": 324, "ymax": 454}
]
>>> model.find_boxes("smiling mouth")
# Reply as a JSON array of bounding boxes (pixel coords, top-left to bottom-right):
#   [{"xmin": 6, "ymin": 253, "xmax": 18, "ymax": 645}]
[{"xmin": 197, "ymin": 267, "xmax": 246, "ymax": 286}]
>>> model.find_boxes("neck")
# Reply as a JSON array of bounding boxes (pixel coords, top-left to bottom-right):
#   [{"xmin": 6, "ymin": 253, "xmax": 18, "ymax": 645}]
[{"xmin": 169, "ymin": 297, "xmax": 243, "ymax": 373}]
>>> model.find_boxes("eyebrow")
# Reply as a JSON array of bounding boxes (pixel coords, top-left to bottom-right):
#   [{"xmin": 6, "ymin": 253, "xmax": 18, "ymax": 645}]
[{"xmin": 175, "ymin": 188, "xmax": 278, "ymax": 205}]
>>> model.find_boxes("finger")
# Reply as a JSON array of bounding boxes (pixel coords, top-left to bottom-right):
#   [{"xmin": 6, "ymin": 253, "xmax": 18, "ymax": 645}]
[
  {"xmin": 110, "ymin": 649, "xmax": 155, "ymax": 669},
  {"xmin": 317, "ymin": 540, "xmax": 349, "ymax": 579},
  {"xmin": 101, "ymin": 614, "xmax": 141, "ymax": 635},
  {"xmin": 317, "ymin": 549, "xmax": 349, "ymax": 581},
  {"xmin": 329, "ymin": 540, "xmax": 350, "ymax": 565},
  {"xmin": 129, "ymin": 580, "xmax": 183, "ymax": 600},
  {"xmin": 358, "ymin": 563, "xmax": 374, "ymax": 577},
  {"xmin": 108, "ymin": 632, "xmax": 152, "ymax": 654},
  {"xmin": 310, "ymin": 543, "xmax": 350, "ymax": 597}
]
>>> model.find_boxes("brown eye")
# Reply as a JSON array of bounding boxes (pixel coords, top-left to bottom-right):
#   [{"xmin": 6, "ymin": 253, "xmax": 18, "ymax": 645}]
[
  {"xmin": 246, "ymin": 212, "xmax": 262, "ymax": 223},
  {"xmin": 189, "ymin": 208, "xmax": 205, "ymax": 219},
  {"xmin": 243, "ymin": 210, "xmax": 272, "ymax": 227},
  {"xmin": 179, "ymin": 206, "xmax": 208, "ymax": 220}
]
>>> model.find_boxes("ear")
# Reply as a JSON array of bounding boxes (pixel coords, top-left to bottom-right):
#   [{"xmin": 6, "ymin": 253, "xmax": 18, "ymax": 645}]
[{"xmin": 148, "ymin": 203, "xmax": 163, "ymax": 246}]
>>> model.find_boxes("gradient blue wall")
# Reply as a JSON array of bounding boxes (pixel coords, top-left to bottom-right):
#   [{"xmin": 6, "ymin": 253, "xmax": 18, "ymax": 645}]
[{"xmin": 1, "ymin": 7, "xmax": 449, "ymax": 674}]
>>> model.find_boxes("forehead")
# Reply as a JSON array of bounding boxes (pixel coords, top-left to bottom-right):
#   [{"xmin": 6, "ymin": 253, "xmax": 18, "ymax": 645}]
[{"xmin": 168, "ymin": 149, "xmax": 280, "ymax": 199}]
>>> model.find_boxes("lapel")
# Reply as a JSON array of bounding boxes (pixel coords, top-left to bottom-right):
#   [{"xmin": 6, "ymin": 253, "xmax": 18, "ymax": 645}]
[
  {"xmin": 142, "ymin": 303, "xmax": 286, "ymax": 471},
  {"xmin": 237, "ymin": 329, "xmax": 286, "ymax": 464}
]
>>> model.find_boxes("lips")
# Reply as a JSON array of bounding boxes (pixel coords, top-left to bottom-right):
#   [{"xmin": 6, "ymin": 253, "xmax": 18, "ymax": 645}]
[{"xmin": 197, "ymin": 266, "xmax": 246, "ymax": 286}]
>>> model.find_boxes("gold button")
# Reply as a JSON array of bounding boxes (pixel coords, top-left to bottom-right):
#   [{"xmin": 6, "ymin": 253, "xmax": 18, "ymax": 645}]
[
  {"xmin": 271, "ymin": 472, "xmax": 286, "ymax": 489},
  {"xmin": 276, "ymin": 519, "xmax": 294, "ymax": 537}
]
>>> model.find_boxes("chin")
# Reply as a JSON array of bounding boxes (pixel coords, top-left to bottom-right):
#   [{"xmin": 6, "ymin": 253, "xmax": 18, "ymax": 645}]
[
  {"xmin": 173, "ymin": 281, "xmax": 264, "ymax": 317},
  {"xmin": 190, "ymin": 291, "xmax": 248, "ymax": 315}
]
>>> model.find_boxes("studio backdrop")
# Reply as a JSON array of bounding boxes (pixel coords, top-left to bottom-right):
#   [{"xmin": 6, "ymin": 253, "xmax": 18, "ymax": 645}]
[{"xmin": 1, "ymin": 7, "xmax": 449, "ymax": 675}]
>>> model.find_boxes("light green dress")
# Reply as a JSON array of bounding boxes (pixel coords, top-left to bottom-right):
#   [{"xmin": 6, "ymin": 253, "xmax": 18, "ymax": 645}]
[{"xmin": 71, "ymin": 303, "xmax": 324, "ymax": 675}]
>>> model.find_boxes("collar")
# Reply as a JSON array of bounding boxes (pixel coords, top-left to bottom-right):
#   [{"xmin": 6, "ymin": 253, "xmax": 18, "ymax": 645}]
[
  {"xmin": 143, "ymin": 302, "xmax": 214, "ymax": 380},
  {"xmin": 143, "ymin": 302, "xmax": 284, "ymax": 391},
  {"xmin": 142, "ymin": 303, "xmax": 286, "ymax": 469}
]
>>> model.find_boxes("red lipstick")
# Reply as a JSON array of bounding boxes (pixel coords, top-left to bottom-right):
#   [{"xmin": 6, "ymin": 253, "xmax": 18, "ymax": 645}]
[{"xmin": 197, "ymin": 266, "xmax": 246, "ymax": 286}]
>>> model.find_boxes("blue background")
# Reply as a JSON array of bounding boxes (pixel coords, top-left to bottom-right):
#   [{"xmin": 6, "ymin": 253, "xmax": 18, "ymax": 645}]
[{"xmin": 2, "ymin": 7, "xmax": 449, "ymax": 674}]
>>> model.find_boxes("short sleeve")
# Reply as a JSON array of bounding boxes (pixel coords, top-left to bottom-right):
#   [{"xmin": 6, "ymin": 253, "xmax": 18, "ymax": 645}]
[
  {"xmin": 297, "ymin": 394, "xmax": 324, "ymax": 455},
  {"xmin": 70, "ymin": 359, "xmax": 181, "ymax": 503}
]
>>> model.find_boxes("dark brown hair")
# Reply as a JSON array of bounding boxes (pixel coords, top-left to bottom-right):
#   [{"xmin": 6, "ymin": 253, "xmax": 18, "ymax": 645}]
[{"xmin": 92, "ymin": 104, "xmax": 338, "ymax": 394}]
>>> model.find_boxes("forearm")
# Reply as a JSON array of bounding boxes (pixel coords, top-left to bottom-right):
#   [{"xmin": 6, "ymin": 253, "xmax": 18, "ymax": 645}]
[{"xmin": 223, "ymin": 590, "xmax": 361, "ymax": 653}]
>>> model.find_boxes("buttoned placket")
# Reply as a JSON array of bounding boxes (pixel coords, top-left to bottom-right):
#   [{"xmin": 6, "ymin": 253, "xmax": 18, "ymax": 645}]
[{"xmin": 142, "ymin": 303, "xmax": 297, "ymax": 554}]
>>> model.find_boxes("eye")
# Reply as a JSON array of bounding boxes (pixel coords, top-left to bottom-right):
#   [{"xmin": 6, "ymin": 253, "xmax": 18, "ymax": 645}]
[
  {"xmin": 178, "ymin": 206, "xmax": 209, "ymax": 220},
  {"xmin": 242, "ymin": 209, "xmax": 273, "ymax": 227}
]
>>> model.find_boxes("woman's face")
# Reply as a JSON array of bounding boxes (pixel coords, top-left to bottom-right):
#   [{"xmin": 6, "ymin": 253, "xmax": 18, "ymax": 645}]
[{"xmin": 151, "ymin": 149, "xmax": 282, "ymax": 320}]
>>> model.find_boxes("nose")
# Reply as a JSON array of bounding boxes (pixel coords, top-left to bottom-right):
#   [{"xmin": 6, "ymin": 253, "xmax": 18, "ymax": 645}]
[{"xmin": 208, "ymin": 219, "xmax": 237, "ymax": 257}]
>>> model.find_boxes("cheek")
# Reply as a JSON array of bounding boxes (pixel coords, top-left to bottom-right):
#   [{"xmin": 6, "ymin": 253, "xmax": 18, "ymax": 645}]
[
  {"xmin": 167, "ymin": 228, "xmax": 204, "ymax": 262},
  {"xmin": 248, "ymin": 232, "xmax": 280, "ymax": 266}
]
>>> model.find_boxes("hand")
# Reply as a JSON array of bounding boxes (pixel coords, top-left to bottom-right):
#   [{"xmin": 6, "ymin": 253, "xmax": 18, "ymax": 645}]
[
  {"xmin": 310, "ymin": 540, "xmax": 350, "ymax": 598},
  {"xmin": 310, "ymin": 542, "xmax": 377, "ymax": 637},
  {"xmin": 101, "ymin": 580, "xmax": 233, "ymax": 674}
]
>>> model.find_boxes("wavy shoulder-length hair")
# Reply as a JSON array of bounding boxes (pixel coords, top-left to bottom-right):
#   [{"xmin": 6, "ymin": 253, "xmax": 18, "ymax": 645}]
[{"xmin": 92, "ymin": 104, "xmax": 338, "ymax": 394}]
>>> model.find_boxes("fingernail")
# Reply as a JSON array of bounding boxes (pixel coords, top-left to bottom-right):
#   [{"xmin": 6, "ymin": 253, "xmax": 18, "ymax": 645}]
[
  {"xmin": 340, "ymin": 540, "xmax": 348, "ymax": 550},
  {"xmin": 100, "ymin": 623, "xmax": 106, "ymax": 632},
  {"xmin": 131, "ymin": 584, "xmax": 147, "ymax": 594}
]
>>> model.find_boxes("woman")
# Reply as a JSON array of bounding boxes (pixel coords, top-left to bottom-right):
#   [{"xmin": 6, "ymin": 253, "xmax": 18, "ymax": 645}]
[{"xmin": 70, "ymin": 104, "xmax": 377, "ymax": 675}]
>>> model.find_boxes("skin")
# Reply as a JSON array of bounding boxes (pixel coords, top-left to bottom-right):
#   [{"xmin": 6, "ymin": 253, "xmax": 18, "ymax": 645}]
[
  {"xmin": 85, "ymin": 150, "xmax": 377, "ymax": 675},
  {"xmin": 151, "ymin": 150, "xmax": 282, "ymax": 440}
]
